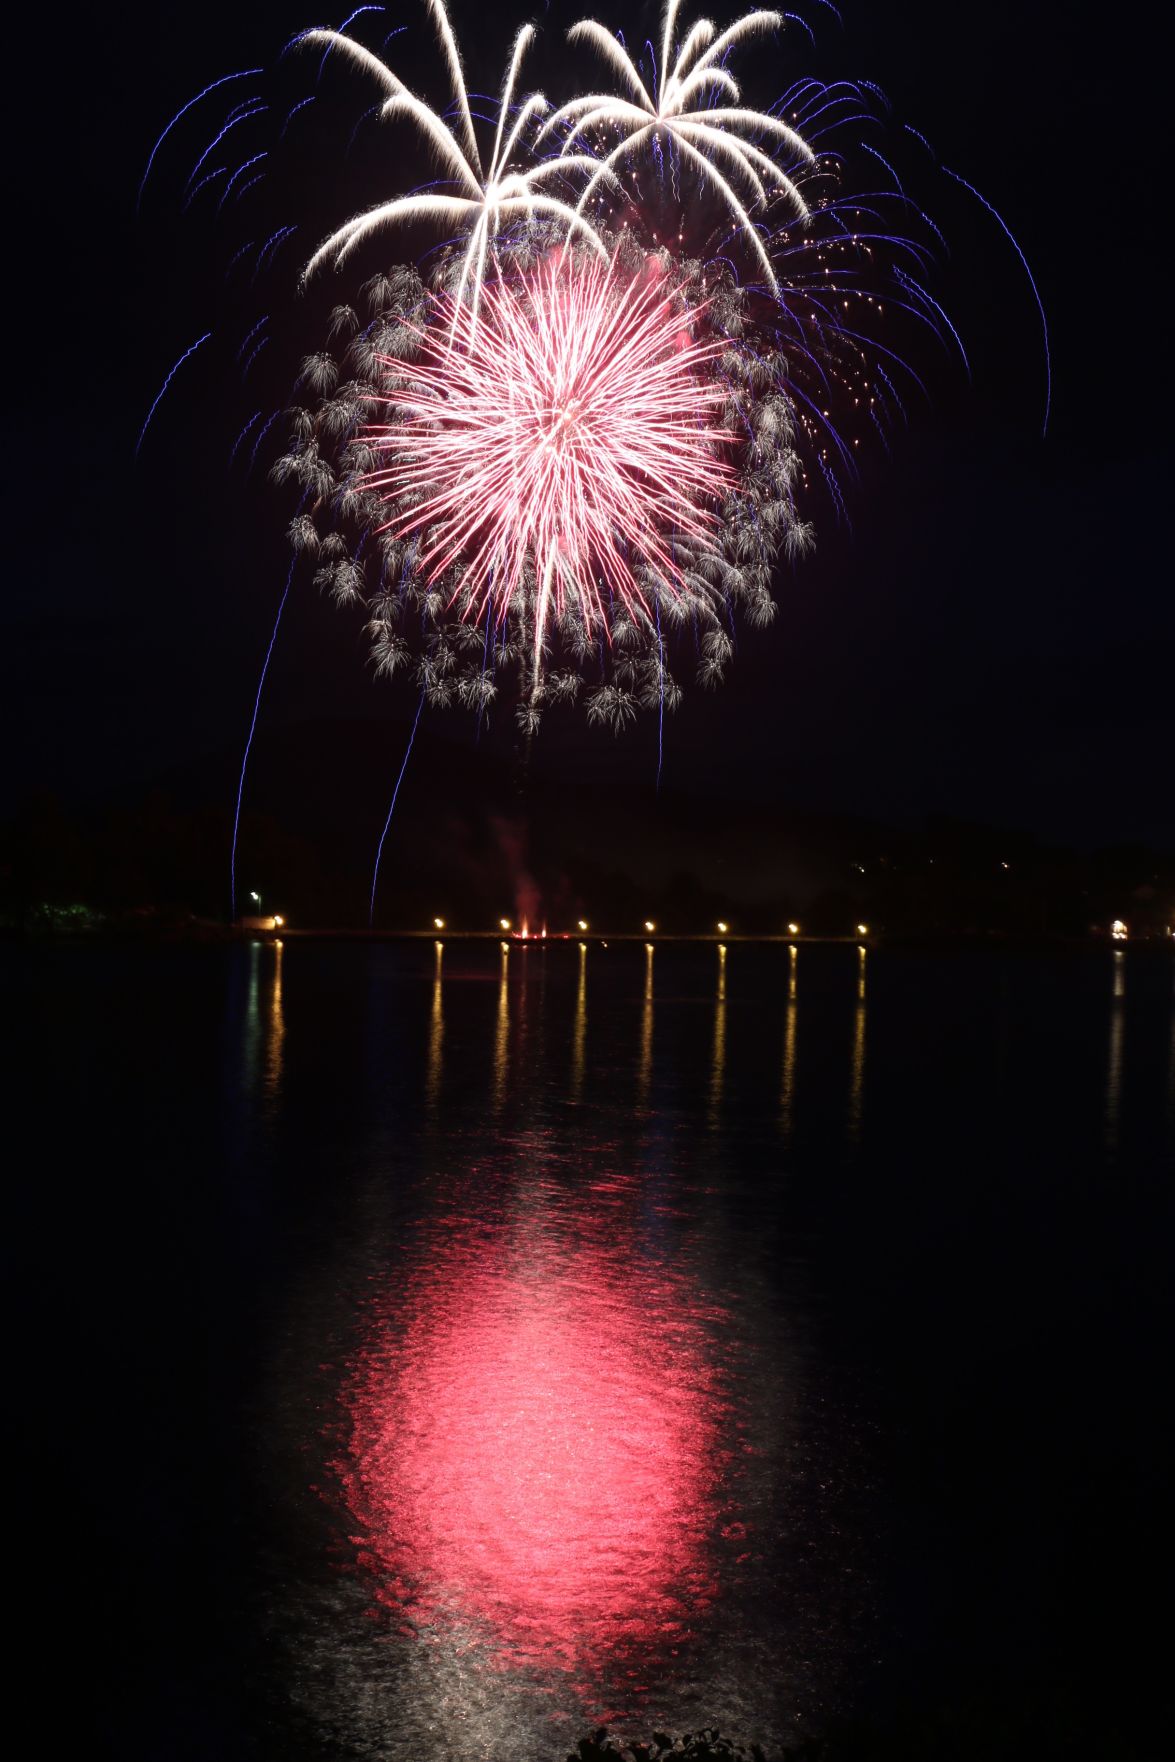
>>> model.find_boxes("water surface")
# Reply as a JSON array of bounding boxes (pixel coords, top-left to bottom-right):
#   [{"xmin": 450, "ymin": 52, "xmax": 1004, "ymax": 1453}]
[{"xmin": 15, "ymin": 938, "xmax": 1174, "ymax": 1759}]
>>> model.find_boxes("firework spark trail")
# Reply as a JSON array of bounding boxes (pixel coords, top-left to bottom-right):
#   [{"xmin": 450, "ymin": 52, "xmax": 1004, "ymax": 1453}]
[
  {"xmin": 894, "ymin": 269, "xmax": 970, "ymax": 376},
  {"xmin": 941, "ymin": 165, "xmax": 1051, "ymax": 436},
  {"xmin": 367, "ymin": 255, "xmax": 735, "ymax": 646},
  {"xmin": 858, "ymin": 140, "xmax": 904, "ymax": 194},
  {"xmin": 319, "ymin": 6, "xmax": 388, "ymax": 81},
  {"xmin": 231, "ymin": 554, "xmax": 297, "ymax": 922},
  {"xmin": 782, "ymin": 12, "xmax": 816, "ymax": 51},
  {"xmin": 219, "ymin": 151, "xmax": 269, "ymax": 211},
  {"xmin": 655, "ymin": 593, "xmax": 665, "ymax": 791},
  {"xmin": 183, "ymin": 168, "xmax": 228, "ymax": 212},
  {"xmin": 136, "ymin": 332, "xmax": 213, "ymax": 457},
  {"xmin": 544, "ymin": 4, "xmax": 818, "ymax": 292},
  {"xmin": 248, "ymin": 410, "xmax": 284, "ymax": 474},
  {"xmin": 236, "ymin": 316, "xmax": 269, "ymax": 361},
  {"xmin": 345, "ymin": 104, "xmax": 381, "ymax": 156},
  {"xmin": 186, "ymin": 103, "xmax": 267, "ymax": 192},
  {"xmin": 475, "ymin": 598, "xmax": 493, "ymax": 744},
  {"xmin": 280, "ymin": 94, "xmax": 316, "ymax": 139},
  {"xmin": 370, "ymin": 687, "xmax": 426, "ymax": 926},
  {"xmin": 299, "ymin": 5, "xmax": 615, "ymax": 318},
  {"xmin": 255, "ymin": 226, "xmax": 298, "ymax": 277},
  {"xmin": 229, "ymin": 410, "xmax": 262, "ymax": 466},
  {"xmin": 137, "ymin": 68, "xmax": 262, "ymax": 210},
  {"xmin": 242, "ymin": 336, "xmax": 270, "ymax": 379}
]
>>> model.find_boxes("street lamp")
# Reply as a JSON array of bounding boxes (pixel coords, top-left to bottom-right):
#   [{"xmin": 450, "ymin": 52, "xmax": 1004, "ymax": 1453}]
[
  {"xmin": 273, "ymin": 915, "xmax": 284, "ymax": 928},
  {"xmin": 499, "ymin": 917, "xmax": 511, "ymax": 931},
  {"xmin": 250, "ymin": 891, "xmax": 261, "ymax": 909},
  {"xmin": 857, "ymin": 922, "xmax": 869, "ymax": 937},
  {"xmin": 644, "ymin": 920, "xmax": 656, "ymax": 933},
  {"xmin": 433, "ymin": 916, "xmax": 445, "ymax": 930},
  {"xmin": 717, "ymin": 921, "xmax": 728, "ymax": 935},
  {"xmin": 787, "ymin": 922, "xmax": 799, "ymax": 936},
  {"xmin": 577, "ymin": 919, "xmax": 588, "ymax": 932}
]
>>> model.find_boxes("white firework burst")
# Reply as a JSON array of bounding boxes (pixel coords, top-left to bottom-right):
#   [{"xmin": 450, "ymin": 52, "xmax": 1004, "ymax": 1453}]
[
  {"xmin": 540, "ymin": 3, "xmax": 817, "ymax": 291},
  {"xmin": 301, "ymin": 1, "xmax": 614, "ymax": 320}
]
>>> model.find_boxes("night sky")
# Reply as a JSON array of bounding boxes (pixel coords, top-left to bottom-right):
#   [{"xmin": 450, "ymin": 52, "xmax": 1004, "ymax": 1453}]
[{"xmin": 8, "ymin": 0, "xmax": 1172, "ymax": 853}]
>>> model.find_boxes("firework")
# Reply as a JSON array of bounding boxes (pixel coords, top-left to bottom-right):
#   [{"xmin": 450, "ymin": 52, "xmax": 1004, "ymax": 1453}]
[
  {"xmin": 279, "ymin": 234, "xmax": 807, "ymax": 734},
  {"xmin": 144, "ymin": 0, "xmax": 982, "ymax": 741},
  {"xmin": 541, "ymin": 6, "xmax": 816, "ymax": 291},
  {"xmin": 275, "ymin": 4, "xmax": 962, "ymax": 740},
  {"xmin": 137, "ymin": 2, "xmax": 1045, "ymax": 912},
  {"xmin": 368, "ymin": 253, "xmax": 735, "ymax": 650},
  {"xmin": 301, "ymin": 9, "xmax": 613, "ymax": 322}
]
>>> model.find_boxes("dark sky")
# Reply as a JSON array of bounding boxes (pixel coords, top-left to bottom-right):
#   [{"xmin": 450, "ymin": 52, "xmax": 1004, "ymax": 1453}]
[{"xmin": 7, "ymin": 0, "xmax": 1172, "ymax": 848}]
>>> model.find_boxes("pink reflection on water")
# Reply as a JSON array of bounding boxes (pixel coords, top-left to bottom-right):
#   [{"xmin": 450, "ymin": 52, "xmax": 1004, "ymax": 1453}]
[{"xmin": 339, "ymin": 1174, "xmax": 734, "ymax": 1678}]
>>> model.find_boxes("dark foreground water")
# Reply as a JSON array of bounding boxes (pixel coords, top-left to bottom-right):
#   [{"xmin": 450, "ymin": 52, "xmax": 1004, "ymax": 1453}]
[{"xmin": 11, "ymin": 939, "xmax": 1175, "ymax": 1759}]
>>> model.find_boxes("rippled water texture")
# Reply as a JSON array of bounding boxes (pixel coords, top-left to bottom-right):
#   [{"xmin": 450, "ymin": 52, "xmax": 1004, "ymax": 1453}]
[
  {"xmin": 343, "ymin": 1193, "xmax": 731, "ymax": 1672},
  {"xmin": 18, "ymin": 938, "xmax": 1175, "ymax": 1760},
  {"xmin": 257, "ymin": 940, "xmax": 851, "ymax": 1754}
]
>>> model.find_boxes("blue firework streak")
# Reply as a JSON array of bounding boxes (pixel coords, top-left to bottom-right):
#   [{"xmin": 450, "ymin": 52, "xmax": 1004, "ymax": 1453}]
[
  {"xmin": 940, "ymin": 164, "xmax": 1051, "ymax": 435},
  {"xmin": 231, "ymin": 554, "xmax": 298, "ymax": 923},
  {"xmin": 137, "ymin": 67, "xmax": 262, "ymax": 210},
  {"xmin": 370, "ymin": 688, "xmax": 426, "ymax": 927},
  {"xmin": 229, "ymin": 409, "xmax": 263, "ymax": 466},
  {"xmin": 135, "ymin": 332, "xmax": 212, "ymax": 457}
]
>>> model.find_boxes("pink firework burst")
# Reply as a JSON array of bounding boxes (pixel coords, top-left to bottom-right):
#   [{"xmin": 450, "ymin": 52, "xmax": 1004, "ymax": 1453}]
[{"xmin": 365, "ymin": 253, "xmax": 736, "ymax": 651}]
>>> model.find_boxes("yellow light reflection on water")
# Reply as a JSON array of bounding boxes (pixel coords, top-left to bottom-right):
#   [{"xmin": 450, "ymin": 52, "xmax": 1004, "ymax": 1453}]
[
  {"xmin": 244, "ymin": 940, "xmax": 261, "ymax": 1079},
  {"xmin": 266, "ymin": 936, "xmax": 285, "ymax": 1101},
  {"xmin": 638, "ymin": 939, "xmax": 654, "ymax": 1108},
  {"xmin": 1105, "ymin": 948, "xmax": 1126, "ymax": 1154},
  {"xmin": 426, "ymin": 940, "xmax": 444, "ymax": 1113},
  {"xmin": 493, "ymin": 941, "xmax": 509, "ymax": 1111},
  {"xmin": 847, "ymin": 944, "xmax": 866, "ymax": 1144},
  {"xmin": 708, "ymin": 943, "xmax": 727, "ymax": 1129},
  {"xmin": 781, "ymin": 944, "xmax": 798, "ymax": 1145},
  {"xmin": 571, "ymin": 940, "xmax": 587, "ymax": 1099},
  {"xmin": 244, "ymin": 937, "xmax": 284, "ymax": 1103}
]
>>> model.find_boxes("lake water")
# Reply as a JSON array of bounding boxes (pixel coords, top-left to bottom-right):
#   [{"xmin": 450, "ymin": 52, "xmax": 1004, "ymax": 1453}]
[{"xmin": 14, "ymin": 939, "xmax": 1174, "ymax": 1759}]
